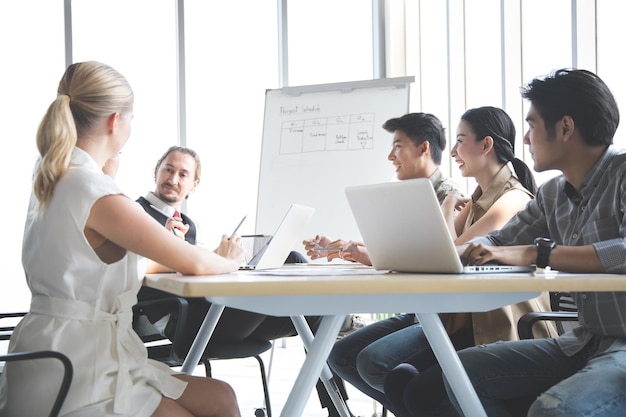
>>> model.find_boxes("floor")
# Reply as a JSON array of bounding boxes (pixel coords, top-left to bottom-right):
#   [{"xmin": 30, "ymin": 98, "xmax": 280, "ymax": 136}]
[{"xmin": 193, "ymin": 335, "xmax": 396, "ymax": 417}]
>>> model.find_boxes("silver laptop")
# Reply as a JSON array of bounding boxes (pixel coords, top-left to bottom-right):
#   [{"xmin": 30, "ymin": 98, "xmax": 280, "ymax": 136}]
[
  {"xmin": 344, "ymin": 178, "xmax": 534, "ymax": 274},
  {"xmin": 240, "ymin": 204, "xmax": 315, "ymax": 270}
]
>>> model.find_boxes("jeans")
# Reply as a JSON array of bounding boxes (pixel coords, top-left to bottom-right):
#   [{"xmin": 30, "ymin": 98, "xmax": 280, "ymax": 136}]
[
  {"xmin": 444, "ymin": 338, "xmax": 626, "ymax": 417},
  {"xmin": 327, "ymin": 314, "xmax": 421, "ymax": 411},
  {"xmin": 383, "ymin": 327, "xmax": 474, "ymax": 417}
]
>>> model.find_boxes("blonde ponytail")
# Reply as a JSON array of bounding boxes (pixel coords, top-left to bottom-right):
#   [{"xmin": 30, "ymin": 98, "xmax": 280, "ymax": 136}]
[
  {"xmin": 34, "ymin": 94, "xmax": 76, "ymax": 205},
  {"xmin": 32, "ymin": 62, "xmax": 133, "ymax": 206}
]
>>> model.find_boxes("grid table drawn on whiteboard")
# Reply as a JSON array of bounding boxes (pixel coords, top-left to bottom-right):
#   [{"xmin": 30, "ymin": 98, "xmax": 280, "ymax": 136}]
[
  {"xmin": 280, "ymin": 113, "xmax": 375, "ymax": 154},
  {"xmin": 256, "ymin": 76, "xmax": 415, "ymax": 247}
]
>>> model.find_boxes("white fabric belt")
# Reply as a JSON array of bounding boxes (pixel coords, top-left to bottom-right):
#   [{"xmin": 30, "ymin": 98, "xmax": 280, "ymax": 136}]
[{"xmin": 29, "ymin": 292, "xmax": 143, "ymax": 414}]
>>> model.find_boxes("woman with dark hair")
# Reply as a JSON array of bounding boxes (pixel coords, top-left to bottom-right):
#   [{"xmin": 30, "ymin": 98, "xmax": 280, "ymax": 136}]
[
  {"xmin": 443, "ymin": 106, "xmax": 537, "ymax": 244},
  {"xmin": 382, "ymin": 106, "xmax": 556, "ymax": 417}
]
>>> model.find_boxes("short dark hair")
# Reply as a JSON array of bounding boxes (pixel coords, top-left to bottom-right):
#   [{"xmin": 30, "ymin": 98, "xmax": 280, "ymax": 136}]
[
  {"xmin": 521, "ymin": 68, "xmax": 620, "ymax": 146},
  {"xmin": 153, "ymin": 146, "xmax": 202, "ymax": 183},
  {"xmin": 382, "ymin": 113, "xmax": 447, "ymax": 164}
]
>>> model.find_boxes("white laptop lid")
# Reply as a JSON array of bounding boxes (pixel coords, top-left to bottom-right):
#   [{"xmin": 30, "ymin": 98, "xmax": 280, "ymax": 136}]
[
  {"xmin": 243, "ymin": 203, "xmax": 315, "ymax": 270},
  {"xmin": 344, "ymin": 178, "xmax": 533, "ymax": 274}
]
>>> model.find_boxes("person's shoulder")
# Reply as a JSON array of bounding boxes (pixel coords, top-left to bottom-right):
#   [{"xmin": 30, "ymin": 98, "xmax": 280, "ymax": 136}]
[
  {"xmin": 432, "ymin": 176, "xmax": 461, "ymax": 205},
  {"xmin": 58, "ymin": 167, "xmax": 122, "ymax": 211},
  {"xmin": 535, "ymin": 174, "xmax": 565, "ymax": 194},
  {"xmin": 606, "ymin": 147, "xmax": 626, "ymax": 168},
  {"xmin": 595, "ymin": 148, "xmax": 626, "ymax": 189},
  {"xmin": 505, "ymin": 175, "xmax": 534, "ymax": 199},
  {"xmin": 438, "ymin": 176, "xmax": 461, "ymax": 193},
  {"xmin": 64, "ymin": 164, "xmax": 116, "ymax": 191}
]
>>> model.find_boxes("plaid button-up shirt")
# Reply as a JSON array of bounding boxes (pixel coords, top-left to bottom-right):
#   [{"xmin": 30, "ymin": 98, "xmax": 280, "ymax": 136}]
[{"xmin": 473, "ymin": 146, "xmax": 626, "ymax": 355}]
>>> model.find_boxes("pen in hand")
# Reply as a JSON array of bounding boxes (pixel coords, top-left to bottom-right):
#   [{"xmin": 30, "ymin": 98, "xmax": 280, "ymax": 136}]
[
  {"xmin": 149, "ymin": 204, "xmax": 182, "ymax": 237},
  {"xmin": 314, "ymin": 245, "xmax": 357, "ymax": 251},
  {"xmin": 229, "ymin": 215, "xmax": 247, "ymax": 239}
]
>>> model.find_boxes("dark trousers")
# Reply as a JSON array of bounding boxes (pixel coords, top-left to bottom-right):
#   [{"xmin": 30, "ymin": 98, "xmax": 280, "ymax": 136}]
[
  {"xmin": 383, "ymin": 327, "xmax": 474, "ymax": 417},
  {"xmin": 136, "ymin": 288, "xmax": 350, "ymax": 414}
]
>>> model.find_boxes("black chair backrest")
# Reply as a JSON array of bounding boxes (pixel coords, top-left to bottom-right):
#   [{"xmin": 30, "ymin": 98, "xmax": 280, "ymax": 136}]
[
  {"xmin": 0, "ymin": 312, "xmax": 26, "ymax": 341},
  {"xmin": 1, "ymin": 312, "xmax": 74, "ymax": 417},
  {"xmin": 549, "ymin": 292, "xmax": 579, "ymax": 334},
  {"xmin": 518, "ymin": 291, "xmax": 579, "ymax": 339}
]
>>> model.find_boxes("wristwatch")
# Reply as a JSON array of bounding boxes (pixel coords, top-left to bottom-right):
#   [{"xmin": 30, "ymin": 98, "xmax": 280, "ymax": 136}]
[{"xmin": 534, "ymin": 237, "xmax": 556, "ymax": 268}]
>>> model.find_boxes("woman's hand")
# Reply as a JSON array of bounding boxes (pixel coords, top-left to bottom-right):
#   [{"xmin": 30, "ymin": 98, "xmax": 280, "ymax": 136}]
[
  {"xmin": 442, "ymin": 190, "xmax": 470, "ymax": 215},
  {"xmin": 215, "ymin": 234, "xmax": 245, "ymax": 265}
]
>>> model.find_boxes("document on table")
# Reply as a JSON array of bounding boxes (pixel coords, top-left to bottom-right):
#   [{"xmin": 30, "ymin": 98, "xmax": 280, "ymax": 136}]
[{"xmin": 237, "ymin": 266, "xmax": 389, "ymax": 276}]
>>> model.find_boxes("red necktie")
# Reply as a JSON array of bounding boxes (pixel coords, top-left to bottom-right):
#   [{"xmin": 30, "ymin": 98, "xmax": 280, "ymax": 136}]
[{"xmin": 173, "ymin": 210, "xmax": 180, "ymax": 219}]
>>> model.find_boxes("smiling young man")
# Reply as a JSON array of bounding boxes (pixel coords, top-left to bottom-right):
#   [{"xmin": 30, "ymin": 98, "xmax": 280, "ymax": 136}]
[
  {"xmin": 308, "ymin": 112, "xmax": 460, "ymax": 414},
  {"xmin": 385, "ymin": 112, "xmax": 456, "ymax": 202},
  {"xmin": 447, "ymin": 69, "xmax": 626, "ymax": 417}
]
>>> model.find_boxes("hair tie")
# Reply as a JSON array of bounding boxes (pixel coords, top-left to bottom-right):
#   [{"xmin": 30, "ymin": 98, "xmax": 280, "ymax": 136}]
[{"xmin": 491, "ymin": 132, "xmax": 514, "ymax": 152}]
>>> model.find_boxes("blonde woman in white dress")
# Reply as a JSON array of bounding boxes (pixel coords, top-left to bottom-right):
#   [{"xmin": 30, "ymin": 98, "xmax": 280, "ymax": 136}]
[{"xmin": 0, "ymin": 61, "xmax": 244, "ymax": 417}]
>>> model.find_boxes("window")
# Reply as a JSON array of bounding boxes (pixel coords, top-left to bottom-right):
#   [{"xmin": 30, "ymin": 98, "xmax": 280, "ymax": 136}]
[
  {"xmin": 287, "ymin": 0, "xmax": 373, "ymax": 86},
  {"xmin": 72, "ymin": 0, "xmax": 178, "ymax": 201},
  {"xmin": 0, "ymin": 0, "xmax": 65, "ymax": 311},
  {"xmin": 597, "ymin": 0, "xmax": 626, "ymax": 149},
  {"xmin": 184, "ymin": 0, "xmax": 279, "ymax": 242}
]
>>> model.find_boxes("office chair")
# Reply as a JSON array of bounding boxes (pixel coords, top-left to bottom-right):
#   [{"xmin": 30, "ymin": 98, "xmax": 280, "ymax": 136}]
[
  {"xmin": 517, "ymin": 292, "xmax": 579, "ymax": 339},
  {"xmin": 0, "ymin": 312, "xmax": 74, "ymax": 417},
  {"xmin": 0, "ymin": 311, "xmax": 26, "ymax": 341},
  {"xmin": 132, "ymin": 296, "xmax": 274, "ymax": 417}
]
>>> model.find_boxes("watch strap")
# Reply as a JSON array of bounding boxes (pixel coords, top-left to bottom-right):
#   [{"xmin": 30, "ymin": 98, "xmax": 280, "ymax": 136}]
[{"xmin": 536, "ymin": 246, "xmax": 551, "ymax": 268}]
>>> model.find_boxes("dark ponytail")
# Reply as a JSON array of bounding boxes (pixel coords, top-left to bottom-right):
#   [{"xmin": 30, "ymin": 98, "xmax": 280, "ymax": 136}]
[{"xmin": 510, "ymin": 157, "xmax": 537, "ymax": 194}]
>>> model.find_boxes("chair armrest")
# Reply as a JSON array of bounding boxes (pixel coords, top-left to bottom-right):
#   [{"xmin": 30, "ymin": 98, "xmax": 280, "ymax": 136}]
[
  {"xmin": 517, "ymin": 311, "xmax": 579, "ymax": 340},
  {"xmin": 133, "ymin": 296, "xmax": 189, "ymax": 345},
  {"xmin": 0, "ymin": 312, "xmax": 28, "ymax": 318},
  {"xmin": 0, "ymin": 350, "xmax": 73, "ymax": 417}
]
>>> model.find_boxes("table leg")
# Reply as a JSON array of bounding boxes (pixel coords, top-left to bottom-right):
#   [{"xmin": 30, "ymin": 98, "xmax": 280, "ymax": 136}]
[
  {"xmin": 416, "ymin": 313, "xmax": 487, "ymax": 417},
  {"xmin": 280, "ymin": 315, "xmax": 347, "ymax": 417},
  {"xmin": 291, "ymin": 315, "xmax": 351, "ymax": 417},
  {"xmin": 181, "ymin": 303, "xmax": 225, "ymax": 374}
]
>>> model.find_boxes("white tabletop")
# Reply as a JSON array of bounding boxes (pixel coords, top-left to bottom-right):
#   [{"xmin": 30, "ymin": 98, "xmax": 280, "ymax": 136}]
[
  {"xmin": 144, "ymin": 265, "xmax": 626, "ymax": 295},
  {"xmin": 143, "ymin": 265, "xmax": 626, "ymax": 417},
  {"xmin": 144, "ymin": 265, "xmax": 626, "ymax": 316}
]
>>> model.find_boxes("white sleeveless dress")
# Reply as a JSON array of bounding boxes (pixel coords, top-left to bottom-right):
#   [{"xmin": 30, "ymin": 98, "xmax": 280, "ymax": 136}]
[{"xmin": 0, "ymin": 148, "xmax": 186, "ymax": 417}]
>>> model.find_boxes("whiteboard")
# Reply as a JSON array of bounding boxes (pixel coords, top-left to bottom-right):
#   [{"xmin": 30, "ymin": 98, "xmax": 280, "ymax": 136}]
[{"xmin": 255, "ymin": 77, "xmax": 414, "ymax": 246}]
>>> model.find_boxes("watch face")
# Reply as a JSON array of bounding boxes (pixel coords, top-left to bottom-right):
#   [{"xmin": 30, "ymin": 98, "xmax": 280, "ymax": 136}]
[{"xmin": 535, "ymin": 237, "xmax": 556, "ymax": 249}]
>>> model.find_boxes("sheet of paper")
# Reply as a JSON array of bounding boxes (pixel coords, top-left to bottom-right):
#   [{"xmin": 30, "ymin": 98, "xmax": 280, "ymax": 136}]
[{"xmin": 238, "ymin": 266, "xmax": 389, "ymax": 276}]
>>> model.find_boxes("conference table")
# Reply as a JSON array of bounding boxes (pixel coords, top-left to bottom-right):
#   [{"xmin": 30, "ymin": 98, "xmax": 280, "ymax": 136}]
[{"xmin": 144, "ymin": 264, "xmax": 626, "ymax": 417}]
